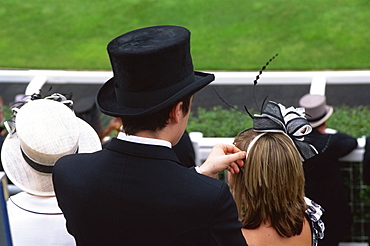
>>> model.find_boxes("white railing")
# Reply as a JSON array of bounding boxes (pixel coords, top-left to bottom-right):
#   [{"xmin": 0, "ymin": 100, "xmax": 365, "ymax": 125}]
[
  {"xmin": 1, "ymin": 69, "xmax": 368, "ymax": 164},
  {"xmin": 1, "ymin": 69, "xmax": 369, "ymax": 103},
  {"xmin": 1, "ymin": 69, "xmax": 370, "ymax": 85},
  {"xmin": 1, "ymin": 69, "xmax": 368, "ymax": 163}
]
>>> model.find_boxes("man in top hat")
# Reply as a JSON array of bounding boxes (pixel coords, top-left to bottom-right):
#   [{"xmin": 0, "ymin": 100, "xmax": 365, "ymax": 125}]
[
  {"xmin": 1, "ymin": 95, "xmax": 102, "ymax": 245},
  {"xmin": 53, "ymin": 25, "xmax": 247, "ymax": 245},
  {"xmin": 299, "ymin": 93, "xmax": 358, "ymax": 246}
]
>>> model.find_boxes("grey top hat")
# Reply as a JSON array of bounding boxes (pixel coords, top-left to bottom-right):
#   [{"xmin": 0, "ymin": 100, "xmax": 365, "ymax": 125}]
[
  {"xmin": 299, "ymin": 94, "xmax": 333, "ymax": 128},
  {"xmin": 96, "ymin": 25, "xmax": 215, "ymax": 117}
]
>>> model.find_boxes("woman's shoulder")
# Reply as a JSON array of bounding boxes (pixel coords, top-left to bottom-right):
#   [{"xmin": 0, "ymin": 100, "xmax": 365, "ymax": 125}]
[{"xmin": 241, "ymin": 220, "xmax": 312, "ymax": 246}]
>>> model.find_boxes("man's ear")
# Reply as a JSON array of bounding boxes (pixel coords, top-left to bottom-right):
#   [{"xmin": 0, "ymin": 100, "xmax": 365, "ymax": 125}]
[{"xmin": 169, "ymin": 101, "xmax": 183, "ymax": 124}]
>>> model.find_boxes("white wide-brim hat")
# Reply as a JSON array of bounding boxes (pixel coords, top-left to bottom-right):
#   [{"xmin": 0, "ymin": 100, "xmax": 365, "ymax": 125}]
[
  {"xmin": 1, "ymin": 98, "xmax": 102, "ymax": 196},
  {"xmin": 299, "ymin": 93, "xmax": 333, "ymax": 128}
]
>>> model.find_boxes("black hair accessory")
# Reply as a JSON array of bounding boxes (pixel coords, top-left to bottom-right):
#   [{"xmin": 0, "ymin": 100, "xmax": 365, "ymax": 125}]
[
  {"xmin": 253, "ymin": 54, "xmax": 278, "ymax": 86},
  {"xmin": 250, "ymin": 53, "xmax": 278, "ymax": 117},
  {"xmin": 252, "ymin": 100, "xmax": 318, "ymax": 161},
  {"xmin": 215, "ymin": 54, "xmax": 320, "ymax": 160}
]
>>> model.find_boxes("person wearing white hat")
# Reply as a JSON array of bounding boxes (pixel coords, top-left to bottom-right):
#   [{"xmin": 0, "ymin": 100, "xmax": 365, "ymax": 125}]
[
  {"xmin": 1, "ymin": 95, "xmax": 102, "ymax": 246},
  {"xmin": 299, "ymin": 93, "xmax": 358, "ymax": 246}
]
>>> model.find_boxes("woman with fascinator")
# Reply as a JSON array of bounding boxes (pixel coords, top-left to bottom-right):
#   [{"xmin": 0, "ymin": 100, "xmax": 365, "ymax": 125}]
[{"xmin": 227, "ymin": 101, "xmax": 325, "ymax": 246}]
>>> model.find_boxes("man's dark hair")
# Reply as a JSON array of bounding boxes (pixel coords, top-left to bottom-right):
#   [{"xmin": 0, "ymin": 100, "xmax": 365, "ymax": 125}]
[{"xmin": 121, "ymin": 94, "xmax": 192, "ymax": 135}]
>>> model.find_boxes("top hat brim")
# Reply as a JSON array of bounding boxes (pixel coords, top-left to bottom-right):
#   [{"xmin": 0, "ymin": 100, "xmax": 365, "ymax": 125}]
[
  {"xmin": 97, "ymin": 71, "xmax": 214, "ymax": 117},
  {"xmin": 1, "ymin": 119, "xmax": 102, "ymax": 196},
  {"xmin": 310, "ymin": 105, "xmax": 333, "ymax": 128}
]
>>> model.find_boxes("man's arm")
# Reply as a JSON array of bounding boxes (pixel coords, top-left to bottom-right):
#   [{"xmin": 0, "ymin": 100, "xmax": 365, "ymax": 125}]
[{"xmin": 328, "ymin": 132, "xmax": 358, "ymax": 158}]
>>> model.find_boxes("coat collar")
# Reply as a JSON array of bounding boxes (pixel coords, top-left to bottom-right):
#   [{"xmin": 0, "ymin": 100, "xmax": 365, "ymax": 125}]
[{"xmin": 106, "ymin": 138, "xmax": 181, "ymax": 164}]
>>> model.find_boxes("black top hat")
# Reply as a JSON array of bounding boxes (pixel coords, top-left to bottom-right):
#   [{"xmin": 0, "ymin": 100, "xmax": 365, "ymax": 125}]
[{"xmin": 97, "ymin": 25, "xmax": 215, "ymax": 117}]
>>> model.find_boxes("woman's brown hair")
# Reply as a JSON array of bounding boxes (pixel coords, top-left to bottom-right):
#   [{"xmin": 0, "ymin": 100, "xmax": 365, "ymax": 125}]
[{"xmin": 230, "ymin": 130, "xmax": 306, "ymax": 237}]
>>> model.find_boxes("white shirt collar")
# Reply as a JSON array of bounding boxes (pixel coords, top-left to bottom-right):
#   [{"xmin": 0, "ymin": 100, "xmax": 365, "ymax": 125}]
[{"xmin": 117, "ymin": 132, "xmax": 172, "ymax": 148}]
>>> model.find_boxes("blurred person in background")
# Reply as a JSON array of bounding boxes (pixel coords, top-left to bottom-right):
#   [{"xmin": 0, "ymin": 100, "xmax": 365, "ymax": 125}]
[{"xmin": 299, "ymin": 93, "xmax": 357, "ymax": 246}]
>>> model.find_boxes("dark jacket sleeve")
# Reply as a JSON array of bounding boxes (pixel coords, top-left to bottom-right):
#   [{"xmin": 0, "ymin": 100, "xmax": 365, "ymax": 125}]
[{"xmin": 325, "ymin": 132, "xmax": 358, "ymax": 158}]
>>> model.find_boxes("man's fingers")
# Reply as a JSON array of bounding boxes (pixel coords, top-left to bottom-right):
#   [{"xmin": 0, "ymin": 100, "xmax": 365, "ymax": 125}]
[
  {"xmin": 201, "ymin": 144, "xmax": 246, "ymax": 179},
  {"xmin": 229, "ymin": 161, "xmax": 243, "ymax": 174},
  {"xmin": 223, "ymin": 151, "xmax": 246, "ymax": 165},
  {"xmin": 226, "ymin": 166, "xmax": 235, "ymax": 174},
  {"xmin": 219, "ymin": 143, "xmax": 242, "ymax": 155}
]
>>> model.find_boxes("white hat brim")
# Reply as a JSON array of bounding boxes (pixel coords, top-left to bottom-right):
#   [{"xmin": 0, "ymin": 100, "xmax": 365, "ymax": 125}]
[{"xmin": 1, "ymin": 118, "xmax": 102, "ymax": 196}]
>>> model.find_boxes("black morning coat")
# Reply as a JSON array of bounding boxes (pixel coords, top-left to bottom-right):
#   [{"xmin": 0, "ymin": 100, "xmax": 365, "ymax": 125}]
[
  {"xmin": 53, "ymin": 138, "xmax": 247, "ymax": 246},
  {"xmin": 303, "ymin": 129, "xmax": 358, "ymax": 246}
]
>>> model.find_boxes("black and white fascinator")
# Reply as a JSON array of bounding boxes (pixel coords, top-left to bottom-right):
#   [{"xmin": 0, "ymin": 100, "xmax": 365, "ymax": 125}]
[
  {"xmin": 252, "ymin": 101, "xmax": 318, "ymax": 161},
  {"xmin": 216, "ymin": 54, "xmax": 318, "ymax": 161}
]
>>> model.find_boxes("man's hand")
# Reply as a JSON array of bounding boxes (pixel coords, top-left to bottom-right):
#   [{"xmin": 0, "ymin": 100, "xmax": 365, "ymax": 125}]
[{"xmin": 199, "ymin": 143, "xmax": 246, "ymax": 178}]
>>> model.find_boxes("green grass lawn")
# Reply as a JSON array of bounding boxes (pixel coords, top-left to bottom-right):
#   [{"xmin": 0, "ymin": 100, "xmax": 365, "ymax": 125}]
[{"xmin": 0, "ymin": 0, "xmax": 369, "ymax": 71}]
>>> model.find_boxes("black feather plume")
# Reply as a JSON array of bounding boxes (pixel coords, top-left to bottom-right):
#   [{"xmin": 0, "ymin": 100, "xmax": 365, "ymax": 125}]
[
  {"xmin": 249, "ymin": 53, "xmax": 278, "ymax": 117},
  {"xmin": 253, "ymin": 53, "xmax": 278, "ymax": 85},
  {"xmin": 214, "ymin": 54, "xmax": 279, "ymax": 120},
  {"xmin": 243, "ymin": 105, "xmax": 254, "ymax": 119},
  {"xmin": 213, "ymin": 87, "xmax": 247, "ymax": 115}
]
